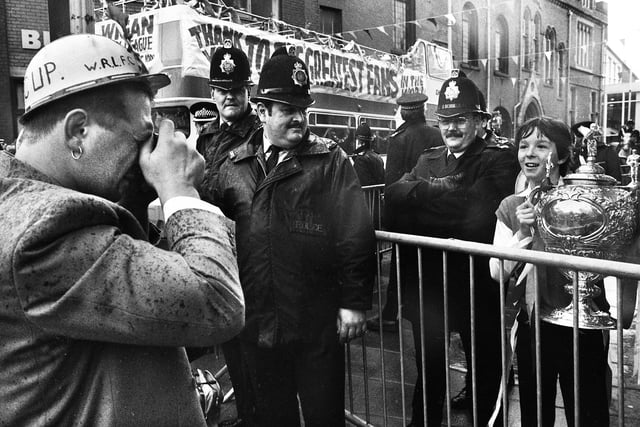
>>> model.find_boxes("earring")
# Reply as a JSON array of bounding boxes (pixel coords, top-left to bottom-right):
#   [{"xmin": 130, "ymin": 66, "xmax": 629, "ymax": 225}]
[{"xmin": 71, "ymin": 146, "xmax": 83, "ymax": 160}]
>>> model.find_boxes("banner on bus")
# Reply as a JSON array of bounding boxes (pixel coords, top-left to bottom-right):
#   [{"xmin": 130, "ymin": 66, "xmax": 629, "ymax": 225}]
[{"xmin": 96, "ymin": 5, "xmax": 411, "ymax": 103}]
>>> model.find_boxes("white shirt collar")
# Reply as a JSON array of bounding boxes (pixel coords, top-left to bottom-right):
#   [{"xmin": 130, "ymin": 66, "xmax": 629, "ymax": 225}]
[{"xmin": 447, "ymin": 149, "xmax": 465, "ymax": 159}]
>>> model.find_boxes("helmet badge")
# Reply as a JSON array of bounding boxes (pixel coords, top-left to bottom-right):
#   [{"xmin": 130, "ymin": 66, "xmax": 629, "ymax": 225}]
[
  {"xmin": 291, "ymin": 62, "xmax": 308, "ymax": 87},
  {"xmin": 444, "ymin": 81, "xmax": 460, "ymax": 101},
  {"xmin": 219, "ymin": 53, "xmax": 236, "ymax": 75}
]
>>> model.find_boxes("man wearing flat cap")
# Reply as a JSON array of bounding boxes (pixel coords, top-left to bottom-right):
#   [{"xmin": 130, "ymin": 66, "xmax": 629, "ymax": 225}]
[
  {"xmin": 367, "ymin": 91, "xmax": 444, "ymax": 333},
  {"xmin": 212, "ymin": 50, "xmax": 376, "ymax": 426},
  {"xmin": 385, "ymin": 74, "xmax": 519, "ymax": 426},
  {"xmin": 197, "ymin": 39, "xmax": 261, "ymax": 201},
  {"xmin": 190, "ymin": 101, "xmax": 218, "ymax": 136}
]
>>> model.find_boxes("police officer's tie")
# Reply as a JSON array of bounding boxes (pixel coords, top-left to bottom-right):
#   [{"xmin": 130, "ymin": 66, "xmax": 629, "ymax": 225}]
[
  {"xmin": 447, "ymin": 152, "xmax": 457, "ymax": 166},
  {"xmin": 266, "ymin": 145, "xmax": 281, "ymax": 174}
]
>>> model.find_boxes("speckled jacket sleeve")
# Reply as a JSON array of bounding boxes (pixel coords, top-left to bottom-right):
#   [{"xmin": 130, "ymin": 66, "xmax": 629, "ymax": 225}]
[{"xmin": 13, "ymin": 196, "xmax": 244, "ymax": 347}]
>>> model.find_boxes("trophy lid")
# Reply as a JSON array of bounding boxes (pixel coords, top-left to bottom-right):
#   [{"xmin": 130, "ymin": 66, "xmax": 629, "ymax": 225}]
[{"xmin": 564, "ymin": 123, "xmax": 618, "ymax": 186}]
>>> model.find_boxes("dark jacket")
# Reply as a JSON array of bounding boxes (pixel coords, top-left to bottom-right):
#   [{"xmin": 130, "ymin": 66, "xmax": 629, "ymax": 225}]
[
  {"xmin": 197, "ymin": 108, "xmax": 261, "ymax": 203},
  {"xmin": 352, "ymin": 146, "xmax": 385, "ymax": 186},
  {"xmin": 385, "ymin": 118, "xmax": 444, "ymax": 186},
  {"xmin": 214, "ymin": 130, "xmax": 376, "ymax": 348},
  {"xmin": 385, "ymin": 138, "xmax": 519, "ymax": 303}
]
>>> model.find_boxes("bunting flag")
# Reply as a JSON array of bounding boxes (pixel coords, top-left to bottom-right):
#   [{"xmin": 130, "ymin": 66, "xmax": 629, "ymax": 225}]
[
  {"xmin": 446, "ymin": 13, "xmax": 456, "ymax": 26},
  {"xmin": 342, "ymin": 40, "xmax": 356, "ymax": 52},
  {"xmin": 377, "ymin": 26, "xmax": 388, "ymax": 35},
  {"xmin": 511, "ymin": 77, "xmax": 517, "ymax": 86},
  {"xmin": 363, "ymin": 29, "xmax": 373, "ymax": 39},
  {"xmin": 480, "ymin": 58, "xmax": 488, "ymax": 68},
  {"xmin": 544, "ymin": 51, "xmax": 551, "ymax": 61},
  {"xmin": 511, "ymin": 55, "xmax": 519, "ymax": 66},
  {"xmin": 427, "ymin": 17, "xmax": 438, "ymax": 28}
]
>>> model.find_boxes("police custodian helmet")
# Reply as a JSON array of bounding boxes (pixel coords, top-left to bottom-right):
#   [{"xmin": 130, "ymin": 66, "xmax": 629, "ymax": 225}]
[
  {"xmin": 209, "ymin": 39, "xmax": 254, "ymax": 90},
  {"xmin": 251, "ymin": 49, "xmax": 314, "ymax": 109},
  {"xmin": 436, "ymin": 71, "xmax": 488, "ymax": 118}
]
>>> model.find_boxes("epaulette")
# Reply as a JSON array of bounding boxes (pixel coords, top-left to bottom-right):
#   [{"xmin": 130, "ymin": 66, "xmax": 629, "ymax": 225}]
[
  {"xmin": 485, "ymin": 142, "xmax": 512, "ymax": 150},
  {"xmin": 314, "ymin": 135, "xmax": 339, "ymax": 150}
]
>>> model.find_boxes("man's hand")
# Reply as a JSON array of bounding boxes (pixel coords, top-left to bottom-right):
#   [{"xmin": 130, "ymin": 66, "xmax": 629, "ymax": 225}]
[
  {"xmin": 139, "ymin": 119, "xmax": 205, "ymax": 203},
  {"xmin": 336, "ymin": 308, "xmax": 366, "ymax": 344}
]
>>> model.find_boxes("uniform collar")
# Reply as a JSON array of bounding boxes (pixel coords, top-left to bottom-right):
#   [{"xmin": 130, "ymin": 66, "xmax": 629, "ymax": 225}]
[
  {"xmin": 200, "ymin": 108, "xmax": 258, "ymax": 138},
  {"xmin": 228, "ymin": 129, "xmax": 333, "ymax": 163}
]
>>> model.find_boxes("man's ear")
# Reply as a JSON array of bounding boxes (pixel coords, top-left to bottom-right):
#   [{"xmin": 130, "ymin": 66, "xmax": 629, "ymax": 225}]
[
  {"xmin": 63, "ymin": 108, "xmax": 89, "ymax": 152},
  {"xmin": 256, "ymin": 102, "xmax": 268, "ymax": 123}
]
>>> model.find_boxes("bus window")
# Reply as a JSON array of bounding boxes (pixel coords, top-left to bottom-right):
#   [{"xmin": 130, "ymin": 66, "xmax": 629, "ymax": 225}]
[
  {"xmin": 308, "ymin": 112, "xmax": 356, "ymax": 154},
  {"xmin": 358, "ymin": 116, "xmax": 395, "ymax": 155},
  {"xmin": 427, "ymin": 43, "xmax": 453, "ymax": 80},
  {"xmin": 152, "ymin": 106, "xmax": 191, "ymax": 138}
]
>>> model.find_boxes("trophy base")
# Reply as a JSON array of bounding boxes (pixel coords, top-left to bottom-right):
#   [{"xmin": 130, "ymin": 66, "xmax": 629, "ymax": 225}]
[{"xmin": 541, "ymin": 301, "xmax": 617, "ymax": 330}]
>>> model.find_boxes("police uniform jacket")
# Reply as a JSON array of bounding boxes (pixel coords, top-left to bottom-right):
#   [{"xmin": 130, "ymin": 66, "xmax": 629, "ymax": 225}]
[
  {"xmin": 197, "ymin": 108, "xmax": 261, "ymax": 203},
  {"xmin": 0, "ymin": 152, "xmax": 244, "ymax": 426},
  {"xmin": 385, "ymin": 118, "xmax": 444, "ymax": 186},
  {"xmin": 385, "ymin": 137, "xmax": 519, "ymax": 304},
  {"xmin": 352, "ymin": 146, "xmax": 385, "ymax": 186},
  {"xmin": 214, "ymin": 129, "xmax": 375, "ymax": 348}
]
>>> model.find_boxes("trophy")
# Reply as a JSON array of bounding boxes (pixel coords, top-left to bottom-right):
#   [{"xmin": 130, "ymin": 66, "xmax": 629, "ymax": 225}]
[{"xmin": 530, "ymin": 124, "xmax": 638, "ymax": 329}]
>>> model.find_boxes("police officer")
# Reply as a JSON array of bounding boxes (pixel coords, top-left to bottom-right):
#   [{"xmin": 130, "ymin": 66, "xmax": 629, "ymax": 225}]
[
  {"xmin": 385, "ymin": 92, "xmax": 444, "ymax": 186},
  {"xmin": 367, "ymin": 92, "xmax": 444, "ymax": 332},
  {"xmin": 385, "ymin": 74, "xmax": 519, "ymax": 426},
  {"xmin": 197, "ymin": 39, "xmax": 261, "ymax": 201},
  {"xmin": 352, "ymin": 123, "xmax": 385, "ymax": 186},
  {"xmin": 213, "ymin": 49, "xmax": 376, "ymax": 427},
  {"xmin": 190, "ymin": 101, "xmax": 218, "ymax": 136},
  {"xmin": 195, "ymin": 39, "xmax": 261, "ymax": 427}
]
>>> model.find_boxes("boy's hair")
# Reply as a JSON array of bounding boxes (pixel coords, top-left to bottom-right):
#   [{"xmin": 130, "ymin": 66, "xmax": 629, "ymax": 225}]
[{"xmin": 515, "ymin": 116, "xmax": 572, "ymax": 176}]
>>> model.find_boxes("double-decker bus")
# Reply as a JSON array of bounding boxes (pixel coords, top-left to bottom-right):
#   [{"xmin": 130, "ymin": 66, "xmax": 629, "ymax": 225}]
[{"xmin": 95, "ymin": 3, "xmax": 452, "ymax": 157}]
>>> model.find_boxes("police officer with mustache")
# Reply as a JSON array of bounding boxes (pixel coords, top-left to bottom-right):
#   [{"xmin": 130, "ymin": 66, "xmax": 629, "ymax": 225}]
[{"xmin": 385, "ymin": 72, "xmax": 519, "ymax": 427}]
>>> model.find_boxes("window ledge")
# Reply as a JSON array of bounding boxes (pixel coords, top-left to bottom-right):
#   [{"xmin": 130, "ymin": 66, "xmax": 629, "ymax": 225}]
[
  {"xmin": 493, "ymin": 70, "xmax": 510, "ymax": 78},
  {"xmin": 460, "ymin": 62, "xmax": 481, "ymax": 71}
]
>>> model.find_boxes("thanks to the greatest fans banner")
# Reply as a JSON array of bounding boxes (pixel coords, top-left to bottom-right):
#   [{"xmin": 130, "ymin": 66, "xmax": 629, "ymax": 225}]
[{"xmin": 95, "ymin": 5, "xmax": 426, "ymax": 103}]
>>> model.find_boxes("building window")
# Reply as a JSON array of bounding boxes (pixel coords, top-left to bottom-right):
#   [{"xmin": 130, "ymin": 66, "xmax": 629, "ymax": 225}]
[
  {"xmin": 582, "ymin": 0, "xmax": 594, "ymax": 9},
  {"xmin": 577, "ymin": 21, "xmax": 593, "ymax": 69},
  {"xmin": 544, "ymin": 27, "xmax": 556, "ymax": 85},
  {"xmin": 462, "ymin": 3, "xmax": 479, "ymax": 66},
  {"xmin": 522, "ymin": 8, "xmax": 531, "ymax": 69},
  {"xmin": 392, "ymin": 0, "xmax": 415, "ymax": 53},
  {"xmin": 236, "ymin": 0, "xmax": 280, "ymax": 19},
  {"xmin": 495, "ymin": 16, "xmax": 509, "ymax": 74},
  {"xmin": 393, "ymin": 0, "xmax": 407, "ymax": 52},
  {"xmin": 533, "ymin": 13, "xmax": 541, "ymax": 73},
  {"xmin": 570, "ymin": 87, "xmax": 577, "ymax": 125},
  {"xmin": 320, "ymin": 6, "xmax": 342, "ymax": 34},
  {"xmin": 591, "ymin": 91, "xmax": 599, "ymax": 122},
  {"xmin": 557, "ymin": 43, "xmax": 566, "ymax": 98}
]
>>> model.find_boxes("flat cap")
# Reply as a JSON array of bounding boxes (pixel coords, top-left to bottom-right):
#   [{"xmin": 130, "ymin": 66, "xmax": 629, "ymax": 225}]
[{"xmin": 397, "ymin": 92, "xmax": 428, "ymax": 110}]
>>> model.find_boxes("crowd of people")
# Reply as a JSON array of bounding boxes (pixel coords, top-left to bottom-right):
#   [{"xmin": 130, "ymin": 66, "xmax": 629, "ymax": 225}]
[{"xmin": 1, "ymin": 32, "xmax": 635, "ymax": 427}]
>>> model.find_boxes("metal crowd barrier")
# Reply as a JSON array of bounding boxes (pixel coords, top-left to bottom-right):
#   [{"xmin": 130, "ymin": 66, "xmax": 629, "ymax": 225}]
[{"xmin": 344, "ymin": 230, "xmax": 640, "ymax": 426}]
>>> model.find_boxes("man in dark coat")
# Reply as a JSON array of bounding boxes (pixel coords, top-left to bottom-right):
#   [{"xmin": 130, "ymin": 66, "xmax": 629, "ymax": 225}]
[
  {"xmin": 352, "ymin": 123, "xmax": 385, "ymax": 186},
  {"xmin": 197, "ymin": 39, "xmax": 262, "ymax": 202},
  {"xmin": 385, "ymin": 74, "xmax": 519, "ymax": 426},
  {"xmin": 213, "ymin": 50, "xmax": 376, "ymax": 426},
  {"xmin": 368, "ymin": 92, "xmax": 444, "ymax": 332},
  {"xmin": 385, "ymin": 92, "xmax": 445, "ymax": 186},
  {"xmin": 195, "ymin": 39, "xmax": 262, "ymax": 426}
]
